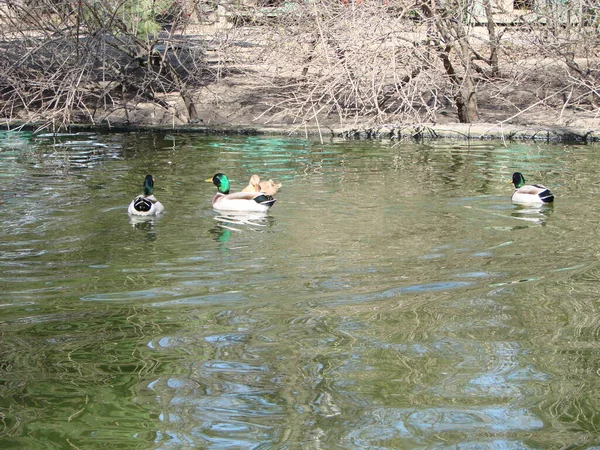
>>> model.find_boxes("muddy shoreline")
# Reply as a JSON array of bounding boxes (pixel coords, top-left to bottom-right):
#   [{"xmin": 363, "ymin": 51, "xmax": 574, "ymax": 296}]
[{"xmin": 4, "ymin": 120, "xmax": 597, "ymax": 144}]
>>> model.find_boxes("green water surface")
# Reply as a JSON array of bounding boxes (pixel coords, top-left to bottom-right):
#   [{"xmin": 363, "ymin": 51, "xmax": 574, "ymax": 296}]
[{"xmin": 1, "ymin": 131, "xmax": 600, "ymax": 448}]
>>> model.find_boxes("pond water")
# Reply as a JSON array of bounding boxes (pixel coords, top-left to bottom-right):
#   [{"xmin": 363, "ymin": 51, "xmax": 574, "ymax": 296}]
[{"xmin": 1, "ymin": 130, "xmax": 600, "ymax": 449}]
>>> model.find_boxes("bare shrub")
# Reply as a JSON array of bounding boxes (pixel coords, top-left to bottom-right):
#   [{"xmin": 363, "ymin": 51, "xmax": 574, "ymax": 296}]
[
  {"xmin": 517, "ymin": 0, "xmax": 600, "ymax": 113},
  {"xmin": 240, "ymin": 0, "xmax": 445, "ymax": 127},
  {"xmin": 236, "ymin": 0, "xmax": 599, "ymax": 128},
  {"xmin": 0, "ymin": 0, "xmax": 211, "ymax": 129},
  {"xmin": 238, "ymin": 0, "xmax": 513, "ymax": 127},
  {"xmin": 0, "ymin": 0, "xmax": 598, "ymax": 129}
]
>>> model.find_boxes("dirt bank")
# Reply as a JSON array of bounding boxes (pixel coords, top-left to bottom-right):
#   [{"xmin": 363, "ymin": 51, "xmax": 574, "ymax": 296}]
[{"xmin": 4, "ymin": 22, "xmax": 599, "ymax": 144}]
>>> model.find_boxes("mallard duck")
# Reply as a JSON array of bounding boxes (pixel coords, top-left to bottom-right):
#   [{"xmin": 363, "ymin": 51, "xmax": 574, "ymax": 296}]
[
  {"xmin": 206, "ymin": 173, "xmax": 276, "ymax": 212},
  {"xmin": 241, "ymin": 174, "xmax": 282, "ymax": 196},
  {"xmin": 511, "ymin": 172, "xmax": 554, "ymax": 204},
  {"xmin": 128, "ymin": 174, "xmax": 165, "ymax": 216}
]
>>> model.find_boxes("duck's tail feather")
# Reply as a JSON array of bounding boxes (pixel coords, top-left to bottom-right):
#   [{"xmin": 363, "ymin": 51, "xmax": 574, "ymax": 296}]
[
  {"xmin": 134, "ymin": 197, "xmax": 153, "ymax": 212},
  {"xmin": 254, "ymin": 194, "xmax": 276, "ymax": 207},
  {"xmin": 539, "ymin": 189, "xmax": 554, "ymax": 203}
]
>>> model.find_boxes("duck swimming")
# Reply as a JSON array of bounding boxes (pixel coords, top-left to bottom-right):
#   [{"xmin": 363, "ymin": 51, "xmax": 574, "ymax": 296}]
[
  {"xmin": 511, "ymin": 172, "xmax": 554, "ymax": 204},
  {"xmin": 207, "ymin": 173, "xmax": 276, "ymax": 212},
  {"xmin": 128, "ymin": 175, "xmax": 165, "ymax": 216}
]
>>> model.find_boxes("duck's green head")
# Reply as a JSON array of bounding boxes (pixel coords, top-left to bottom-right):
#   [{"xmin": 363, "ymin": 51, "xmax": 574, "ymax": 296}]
[
  {"xmin": 143, "ymin": 175, "xmax": 155, "ymax": 195},
  {"xmin": 512, "ymin": 172, "xmax": 525, "ymax": 188},
  {"xmin": 206, "ymin": 173, "xmax": 230, "ymax": 194}
]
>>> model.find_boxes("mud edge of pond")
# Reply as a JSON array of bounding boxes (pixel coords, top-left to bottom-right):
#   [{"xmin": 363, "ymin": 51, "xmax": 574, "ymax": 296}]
[{"xmin": 4, "ymin": 121, "xmax": 599, "ymax": 144}]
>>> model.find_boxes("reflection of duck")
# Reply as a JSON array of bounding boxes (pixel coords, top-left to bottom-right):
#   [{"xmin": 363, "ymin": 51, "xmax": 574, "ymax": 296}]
[
  {"xmin": 241, "ymin": 174, "xmax": 282, "ymax": 196},
  {"xmin": 128, "ymin": 175, "xmax": 165, "ymax": 216},
  {"xmin": 511, "ymin": 203, "xmax": 553, "ymax": 226},
  {"xmin": 210, "ymin": 211, "xmax": 272, "ymax": 242},
  {"xmin": 206, "ymin": 173, "xmax": 276, "ymax": 212},
  {"xmin": 214, "ymin": 211, "xmax": 269, "ymax": 227},
  {"xmin": 211, "ymin": 227, "xmax": 232, "ymax": 243},
  {"xmin": 511, "ymin": 172, "xmax": 554, "ymax": 205},
  {"xmin": 128, "ymin": 215, "xmax": 159, "ymax": 233}
]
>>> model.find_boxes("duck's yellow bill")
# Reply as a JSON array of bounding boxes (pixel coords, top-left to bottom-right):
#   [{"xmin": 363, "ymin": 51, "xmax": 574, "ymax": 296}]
[{"xmin": 205, "ymin": 177, "xmax": 213, "ymax": 182}]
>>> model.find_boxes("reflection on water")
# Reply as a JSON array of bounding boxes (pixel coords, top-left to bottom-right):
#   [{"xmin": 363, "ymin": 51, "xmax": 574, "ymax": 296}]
[
  {"xmin": 213, "ymin": 210, "xmax": 271, "ymax": 230},
  {"xmin": 209, "ymin": 211, "xmax": 274, "ymax": 243},
  {"xmin": 129, "ymin": 214, "xmax": 162, "ymax": 229},
  {"xmin": 1, "ymin": 132, "xmax": 600, "ymax": 448},
  {"xmin": 511, "ymin": 203, "xmax": 554, "ymax": 226}
]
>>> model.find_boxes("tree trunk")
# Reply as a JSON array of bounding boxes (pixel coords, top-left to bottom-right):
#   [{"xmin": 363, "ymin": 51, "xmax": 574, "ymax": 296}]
[
  {"xmin": 420, "ymin": 0, "xmax": 480, "ymax": 123},
  {"xmin": 456, "ymin": 80, "xmax": 479, "ymax": 123},
  {"xmin": 483, "ymin": 0, "xmax": 500, "ymax": 78}
]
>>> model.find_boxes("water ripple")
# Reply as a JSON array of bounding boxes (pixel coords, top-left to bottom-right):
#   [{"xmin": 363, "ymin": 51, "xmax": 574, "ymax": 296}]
[{"xmin": 347, "ymin": 406, "xmax": 543, "ymax": 446}]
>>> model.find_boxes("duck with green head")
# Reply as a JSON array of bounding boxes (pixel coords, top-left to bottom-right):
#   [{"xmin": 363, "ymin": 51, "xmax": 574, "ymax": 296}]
[
  {"xmin": 206, "ymin": 173, "xmax": 276, "ymax": 212},
  {"xmin": 511, "ymin": 172, "xmax": 554, "ymax": 204},
  {"xmin": 128, "ymin": 174, "xmax": 165, "ymax": 216}
]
